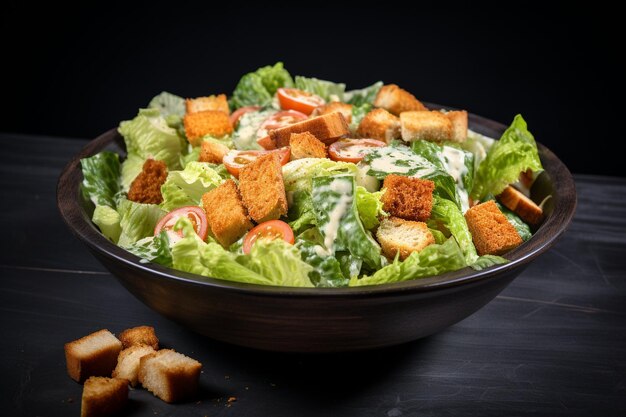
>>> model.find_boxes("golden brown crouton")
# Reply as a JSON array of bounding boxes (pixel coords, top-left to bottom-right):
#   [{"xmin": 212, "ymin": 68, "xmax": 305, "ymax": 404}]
[
  {"xmin": 81, "ymin": 377, "xmax": 128, "ymax": 417},
  {"xmin": 201, "ymin": 180, "xmax": 253, "ymax": 247},
  {"xmin": 269, "ymin": 112, "xmax": 350, "ymax": 148},
  {"xmin": 185, "ymin": 94, "xmax": 229, "ymax": 115},
  {"xmin": 183, "ymin": 110, "xmax": 233, "ymax": 146},
  {"xmin": 374, "ymin": 84, "xmax": 428, "ymax": 115},
  {"xmin": 357, "ymin": 108, "xmax": 401, "ymax": 143},
  {"xmin": 376, "ymin": 217, "xmax": 435, "ymax": 260},
  {"xmin": 138, "ymin": 349, "xmax": 202, "ymax": 403},
  {"xmin": 464, "ymin": 200, "xmax": 523, "ymax": 256},
  {"xmin": 118, "ymin": 325, "xmax": 159, "ymax": 350},
  {"xmin": 381, "ymin": 175, "xmax": 435, "ymax": 221},
  {"xmin": 127, "ymin": 159, "xmax": 168, "ymax": 205},
  {"xmin": 238, "ymin": 153, "xmax": 288, "ymax": 223},
  {"xmin": 400, "ymin": 110, "xmax": 453, "ymax": 142},
  {"xmin": 65, "ymin": 329, "xmax": 123, "ymax": 383},
  {"xmin": 312, "ymin": 102, "xmax": 353, "ymax": 123},
  {"xmin": 446, "ymin": 110, "xmax": 468, "ymax": 142},
  {"xmin": 199, "ymin": 140, "xmax": 230, "ymax": 164},
  {"xmin": 112, "ymin": 345, "xmax": 156, "ymax": 387},
  {"xmin": 289, "ymin": 132, "xmax": 327, "ymax": 160},
  {"xmin": 497, "ymin": 185, "xmax": 544, "ymax": 225}
]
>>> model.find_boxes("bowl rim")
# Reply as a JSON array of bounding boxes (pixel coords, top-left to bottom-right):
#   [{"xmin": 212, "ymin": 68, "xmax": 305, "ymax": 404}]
[{"xmin": 57, "ymin": 109, "xmax": 577, "ymax": 298}]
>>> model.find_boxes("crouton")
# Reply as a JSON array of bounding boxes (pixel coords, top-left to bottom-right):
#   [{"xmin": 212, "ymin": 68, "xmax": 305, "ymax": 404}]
[
  {"xmin": 201, "ymin": 180, "xmax": 253, "ymax": 247},
  {"xmin": 183, "ymin": 110, "xmax": 233, "ymax": 146},
  {"xmin": 312, "ymin": 102, "xmax": 353, "ymax": 123},
  {"xmin": 65, "ymin": 329, "xmax": 123, "ymax": 382},
  {"xmin": 118, "ymin": 325, "xmax": 159, "ymax": 350},
  {"xmin": 381, "ymin": 175, "xmax": 435, "ymax": 221},
  {"xmin": 289, "ymin": 132, "xmax": 327, "ymax": 160},
  {"xmin": 400, "ymin": 110, "xmax": 453, "ymax": 142},
  {"xmin": 376, "ymin": 217, "xmax": 435, "ymax": 260},
  {"xmin": 238, "ymin": 153, "xmax": 288, "ymax": 223},
  {"xmin": 81, "ymin": 377, "xmax": 128, "ymax": 417},
  {"xmin": 185, "ymin": 94, "xmax": 229, "ymax": 115},
  {"xmin": 138, "ymin": 349, "xmax": 202, "ymax": 403},
  {"xmin": 497, "ymin": 185, "xmax": 544, "ymax": 225},
  {"xmin": 464, "ymin": 200, "xmax": 523, "ymax": 255},
  {"xmin": 268, "ymin": 112, "xmax": 350, "ymax": 148},
  {"xmin": 446, "ymin": 110, "xmax": 468, "ymax": 142},
  {"xmin": 127, "ymin": 159, "xmax": 168, "ymax": 205},
  {"xmin": 199, "ymin": 140, "xmax": 230, "ymax": 164},
  {"xmin": 112, "ymin": 345, "xmax": 156, "ymax": 387},
  {"xmin": 374, "ymin": 84, "xmax": 428, "ymax": 115},
  {"xmin": 357, "ymin": 108, "xmax": 401, "ymax": 143}
]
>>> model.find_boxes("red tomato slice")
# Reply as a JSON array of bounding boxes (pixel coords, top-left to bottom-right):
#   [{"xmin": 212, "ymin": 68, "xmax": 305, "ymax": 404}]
[
  {"xmin": 277, "ymin": 88, "xmax": 325, "ymax": 115},
  {"xmin": 328, "ymin": 139, "xmax": 387, "ymax": 163},
  {"xmin": 229, "ymin": 106, "xmax": 261, "ymax": 127},
  {"xmin": 222, "ymin": 147, "xmax": 290, "ymax": 177},
  {"xmin": 242, "ymin": 220, "xmax": 295, "ymax": 254},
  {"xmin": 154, "ymin": 206, "xmax": 208, "ymax": 244},
  {"xmin": 256, "ymin": 110, "xmax": 308, "ymax": 150}
]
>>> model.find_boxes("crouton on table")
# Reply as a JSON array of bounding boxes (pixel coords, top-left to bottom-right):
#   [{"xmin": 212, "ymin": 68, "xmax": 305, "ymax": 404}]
[
  {"xmin": 376, "ymin": 217, "xmax": 435, "ymax": 260},
  {"xmin": 81, "ymin": 376, "xmax": 128, "ymax": 417},
  {"xmin": 138, "ymin": 349, "xmax": 202, "ymax": 403},
  {"xmin": 112, "ymin": 345, "xmax": 156, "ymax": 387},
  {"xmin": 381, "ymin": 174, "xmax": 435, "ymax": 221},
  {"xmin": 374, "ymin": 84, "xmax": 428, "ymax": 115},
  {"xmin": 118, "ymin": 325, "xmax": 159, "ymax": 350},
  {"xmin": 202, "ymin": 180, "xmax": 253, "ymax": 247},
  {"xmin": 65, "ymin": 329, "xmax": 123, "ymax": 382},
  {"xmin": 238, "ymin": 153, "xmax": 288, "ymax": 223},
  {"xmin": 357, "ymin": 108, "xmax": 401, "ymax": 143},
  {"xmin": 289, "ymin": 132, "xmax": 327, "ymax": 160},
  {"xmin": 464, "ymin": 200, "xmax": 523, "ymax": 255}
]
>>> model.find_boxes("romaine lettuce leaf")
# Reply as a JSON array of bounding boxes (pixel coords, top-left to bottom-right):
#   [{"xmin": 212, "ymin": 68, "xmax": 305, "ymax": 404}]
[
  {"xmin": 120, "ymin": 154, "xmax": 146, "ymax": 191},
  {"xmin": 80, "ymin": 151, "xmax": 121, "ymax": 208},
  {"xmin": 148, "ymin": 91, "xmax": 185, "ymax": 117},
  {"xmin": 116, "ymin": 198, "xmax": 166, "ymax": 248},
  {"xmin": 125, "ymin": 231, "xmax": 172, "ymax": 267},
  {"xmin": 282, "ymin": 158, "xmax": 357, "ymax": 193},
  {"xmin": 349, "ymin": 103, "xmax": 372, "ymax": 133},
  {"xmin": 230, "ymin": 62, "xmax": 293, "ymax": 109},
  {"xmin": 295, "ymin": 228, "xmax": 350, "ymax": 288},
  {"xmin": 471, "ymin": 254, "xmax": 508, "ymax": 271},
  {"xmin": 471, "ymin": 114, "xmax": 543, "ymax": 200},
  {"xmin": 92, "ymin": 205, "xmax": 122, "ymax": 243},
  {"xmin": 160, "ymin": 162, "xmax": 224, "ymax": 212},
  {"xmin": 349, "ymin": 238, "xmax": 466, "ymax": 286},
  {"xmin": 355, "ymin": 186, "xmax": 386, "ymax": 230},
  {"xmin": 429, "ymin": 196, "xmax": 477, "ymax": 265},
  {"xmin": 287, "ymin": 190, "xmax": 317, "ymax": 234},
  {"xmin": 344, "ymin": 81, "xmax": 383, "ymax": 106},
  {"xmin": 294, "ymin": 76, "xmax": 345, "ymax": 102},
  {"xmin": 311, "ymin": 175, "xmax": 381, "ymax": 269}
]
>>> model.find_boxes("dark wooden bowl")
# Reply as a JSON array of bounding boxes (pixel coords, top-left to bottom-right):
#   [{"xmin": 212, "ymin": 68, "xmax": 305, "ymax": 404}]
[{"xmin": 57, "ymin": 110, "xmax": 576, "ymax": 352}]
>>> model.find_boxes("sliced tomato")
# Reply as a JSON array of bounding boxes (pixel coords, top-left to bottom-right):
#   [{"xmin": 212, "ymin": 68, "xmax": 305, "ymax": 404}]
[
  {"xmin": 229, "ymin": 106, "xmax": 261, "ymax": 127},
  {"xmin": 242, "ymin": 220, "xmax": 295, "ymax": 254},
  {"xmin": 256, "ymin": 110, "xmax": 308, "ymax": 149},
  {"xmin": 222, "ymin": 147, "xmax": 290, "ymax": 177},
  {"xmin": 154, "ymin": 206, "xmax": 208, "ymax": 244},
  {"xmin": 328, "ymin": 139, "xmax": 386, "ymax": 163},
  {"xmin": 277, "ymin": 88, "xmax": 325, "ymax": 115}
]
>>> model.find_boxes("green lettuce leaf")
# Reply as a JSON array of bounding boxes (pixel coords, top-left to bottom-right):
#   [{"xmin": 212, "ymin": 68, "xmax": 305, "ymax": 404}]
[
  {"xmin": 471, "ymin": 254, "xmax": 508, "ymax": 271},
  {"xmin": 120, "ymin": 154, "xmax": 146, "ymax": 191},
  {"xmin": 344, "ymin": 81, "xmax": 383, "ymax": 106},
  {"xmin": 230, "ymin": 62, "xmax": 293, "ymax": 109},
  {"xmin": 460, "ymin": 129, "xmax": 496, "ymax": 172},
  {"xmin": 148, "ymin": 91, "xmax": 185, "ymax": 117},
  {"xmin": 471, "ymin": 114, "xmax": 543, "ymax": 200},
  {"xmin": 311, "ymin": 175, "xmax": 381, "ymax": 269},
  {"xmin": 80, "ymin": 151, "xmax": 121, "ymax": 208},
  {"xmin": 125, "ymin": 231, "xmax": 172, "ymax": 267},
  {"xmin": 295, "ymin": 228, "xmax": 350, "ymax": 288},
  {"xmin": 92, "ymin": 205, "xmax": 122, "ymax": 243},
  {"xmin": 294, "ymin": 76, "xmax": 345, "ymax": 102},
  {"xmin": 497, "ymin": 201, "xmax": 532, "ymax": 241},
  {"xmin": 430, "ymin": 196, "xmax": 477, "ymax": 265},
  {"xmin": 287, "ymin": 190, "xmax": 317, "ymax": 234},
  {"xmin": 355, "ymin": 186, "xmax": 386, "ymax": 230},
  {"xmin": 116, "ymin": 198, "xmax": 166, "ymax": 248},
  {"xmin": 171, "ymin": 217, "xmax": 313, "ymax": 287},
  {"xmin": 349, "ymin": 103, "xmax": 373, "ymax": 133},
  {"xmin": 160, "ymin": 162, "xmax": 224, "ymax": 211},
  {"xmin": 282, "ymin": 158, "xmax": 357, "ymax": 193},
  {"xmin": 349, "ymin": 238, "xmax": 466, "ymax": 286}
]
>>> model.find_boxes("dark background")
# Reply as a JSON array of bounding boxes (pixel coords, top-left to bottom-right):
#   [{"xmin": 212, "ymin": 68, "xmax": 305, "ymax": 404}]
[{"xmin": 2, "ymin": 4, "xmax": 621, "ymax": 176}]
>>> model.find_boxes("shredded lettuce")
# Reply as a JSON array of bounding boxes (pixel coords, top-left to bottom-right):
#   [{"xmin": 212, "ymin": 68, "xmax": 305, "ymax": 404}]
[
  {"xmin": 471, "ymin": 115, "xmax": 543, "ymax": 200},
  {"xmin": 148, "ymin": 91, "xmax": 185, "ymax": 118},
  {"xmin": 344, "ymin": 81, "xmax": 383, "ymax": 106},
  {"xmin": 160, "ymin": 162, "xmax": 224, "ymax": 212},
  {"xmin": 294, "ymin": 76, "xmax": 345, "ymax": 102},
  {"xmin": 350, "ymin": 238, "xmax": 466, "ymax": 286},
  {"xmin": 230, "ymin": 62, "xmax": 293, "ymax": 109},
  {"xmin": 355, "ymin": 186, "xmax": 386, "ymax": 230}
]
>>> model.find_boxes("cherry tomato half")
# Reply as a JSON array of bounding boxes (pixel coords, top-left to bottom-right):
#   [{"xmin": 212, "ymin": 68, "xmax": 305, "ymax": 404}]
[
  {"xmin": 277, "ymin": 88, "xmax": 325, "ymax": 115},
  {"xmin": 255, "ymin": 110, "xmax": 308, "ymax": 150},
  {"xmin": 222, "ymin": 147, "xmax": 291, "ymax": 177},
  {"xmin": 242, "ymin": 220, "xmax": 295, "ymax": 254},
  {"xmin": 229, "ymin": 106, "xmax": 261, "ymax": 127},
  {"xmin": 154, "ymin": 206, "xmax": 209, "ymax": 244},
  {"xmin": 328, "ymin": 139, "xmax": 387, "ymax": 163}
]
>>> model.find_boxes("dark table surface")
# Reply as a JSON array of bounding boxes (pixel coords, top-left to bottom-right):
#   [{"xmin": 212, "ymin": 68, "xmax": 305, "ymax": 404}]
[{"xmin": 1, "ymin": 133, "xmax": 625, "ymax": 417}]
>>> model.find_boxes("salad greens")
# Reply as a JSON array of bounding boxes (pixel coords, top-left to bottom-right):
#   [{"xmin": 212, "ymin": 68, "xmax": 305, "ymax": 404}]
[{"xmin": 81, "ymin": 62, "xmax": 544, "ymax": 288}]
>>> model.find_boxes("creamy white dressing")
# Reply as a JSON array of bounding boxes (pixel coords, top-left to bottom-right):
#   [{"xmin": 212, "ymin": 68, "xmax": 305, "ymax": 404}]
[
  {"xmin": 355, "ymin": 162, "xmax": 379, "ymax": 192},
  {"xmin": 339, "ymin": 144, "xmax": 376, "ymax": 159},
  {"xmin": 370, "ymin": 157, "xmax": 411, "ymax": 174},
  {"xmin": 442, "ymin": 146, "xmax": 467, "ymax": 182},
  {"xmin": 322, "ymin": 193, "xmax": 352, "ymax": 254}
]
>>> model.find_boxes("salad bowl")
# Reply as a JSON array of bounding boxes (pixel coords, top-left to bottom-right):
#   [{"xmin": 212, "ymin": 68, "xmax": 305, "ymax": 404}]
[{"xmin": 57, "ymin": 109, "xmax": 576, "ymax": 353}]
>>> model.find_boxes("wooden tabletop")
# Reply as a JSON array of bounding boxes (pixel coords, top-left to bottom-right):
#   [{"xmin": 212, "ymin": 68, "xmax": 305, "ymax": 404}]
[{"xmin": 1, "ymin": 133, "xmax": 625, "ymax": 417}]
